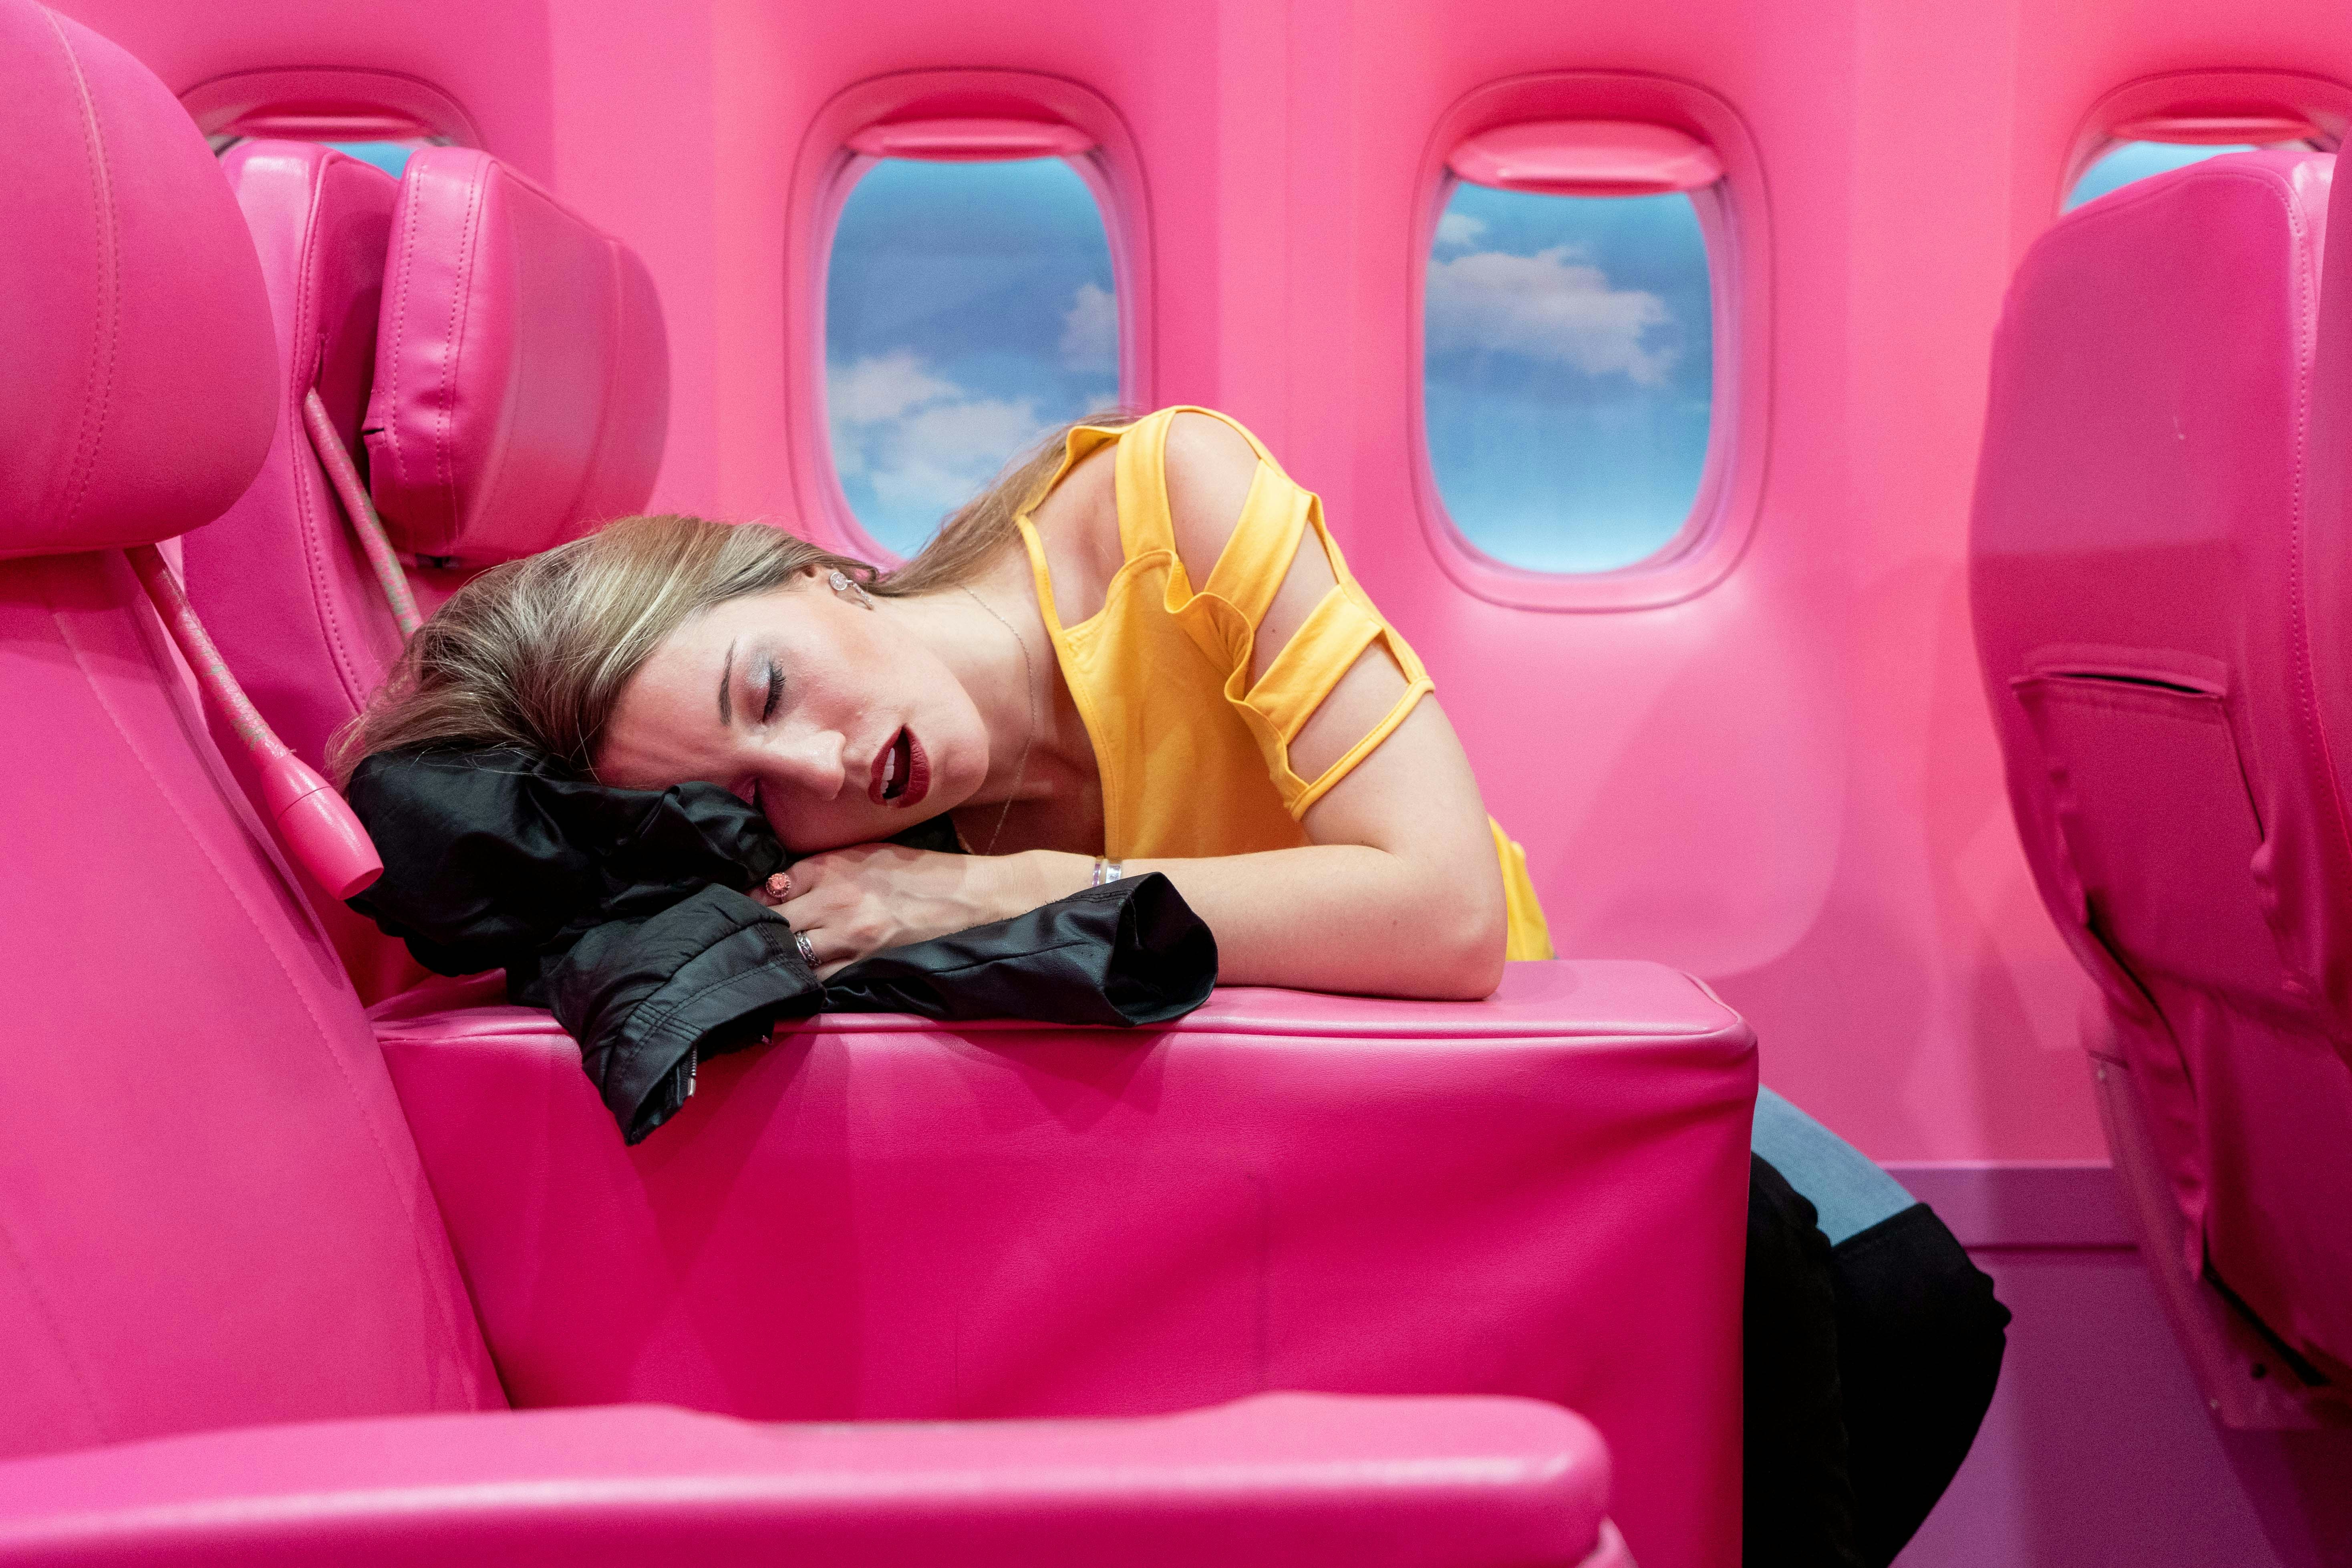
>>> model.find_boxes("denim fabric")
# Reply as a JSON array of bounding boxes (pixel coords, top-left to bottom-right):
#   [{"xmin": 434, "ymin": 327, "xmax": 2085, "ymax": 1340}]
[{"xmin": 1751, "ymin": 1087, "xmax": 1917, "ymax": 1245}]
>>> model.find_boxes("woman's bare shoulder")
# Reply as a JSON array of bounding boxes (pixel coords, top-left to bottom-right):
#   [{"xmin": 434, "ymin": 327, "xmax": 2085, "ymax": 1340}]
[{"xmin": 1161, "ymin": 411, "xmax": 1264, "ymax": 584}]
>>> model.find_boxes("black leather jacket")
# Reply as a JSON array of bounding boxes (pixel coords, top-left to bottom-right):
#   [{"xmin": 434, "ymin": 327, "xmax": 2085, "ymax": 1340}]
[{"xmin": 346, "ymin": 748, "xmax": 1216, "ymax": 1143}]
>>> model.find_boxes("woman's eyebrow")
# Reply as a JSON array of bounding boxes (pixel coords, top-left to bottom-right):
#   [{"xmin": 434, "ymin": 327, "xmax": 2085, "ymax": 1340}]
[{"xmin": 718, "ymin": 638, "xmax": 737, "ymax": 726}]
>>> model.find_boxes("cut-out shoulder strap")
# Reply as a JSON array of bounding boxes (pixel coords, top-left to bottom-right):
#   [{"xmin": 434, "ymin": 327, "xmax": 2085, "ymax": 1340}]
[{"xmin": 1110, "ymin": 408, "xmax": 1175, "ymax": 567}]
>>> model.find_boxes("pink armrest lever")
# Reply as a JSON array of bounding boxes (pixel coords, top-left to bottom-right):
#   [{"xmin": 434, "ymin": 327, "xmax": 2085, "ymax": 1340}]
[
  {"xmin": 127, "ymin": 544, "xmax": 383, "ymax": 898},
  {"xmin": 304, "ymin": 386, "xmax": 422, "ymax": 639}
]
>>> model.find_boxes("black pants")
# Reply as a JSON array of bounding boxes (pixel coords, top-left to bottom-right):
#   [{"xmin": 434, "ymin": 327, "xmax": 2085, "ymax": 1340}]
[{"xmin": 1744, "ymin": 1154, "xmax": 2011, "ymax": 1567}]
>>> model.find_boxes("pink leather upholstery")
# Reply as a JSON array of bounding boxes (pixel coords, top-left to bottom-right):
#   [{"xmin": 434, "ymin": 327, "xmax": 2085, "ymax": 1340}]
[
  {"xmin": 0, "ymin": 0, "xmax": 498, "ymax": 1446},
  {"xmin": 0, "ymin": 14, "xmax": 1657, "ymax": 1560},
  {"xmin": 179, "ymin": 141, "xmax": 427, "ymax": 997},
  {"xmin": 1972, "ymin": 150, "xmax": 2352, "ymax": 1381},
  {"xmin": 0, "ymin": 552, "xmax": 503, "ymax": 1455},
  {"xmin": 0, "ymin": 1395, "xmax": 1616, "ymax": 1567},
  {"xmin": 372, "ymin": 960, "xmax": 1754, "ymax": 1568},
  {"xmin": 0, "ymin": 0, "xmax": 274, "ymax": 558},
  {"xmin": 366, "ymin": 145, "xmax": 669, "ymax": 564},
  {"xmin": 186, "ymin": 142, "xmax": 405, "ymax": 771}
]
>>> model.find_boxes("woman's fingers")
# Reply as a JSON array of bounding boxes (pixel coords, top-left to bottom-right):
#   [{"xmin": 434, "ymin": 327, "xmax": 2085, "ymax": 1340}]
[{"xmin": 777, "ymin": 855, "xmax": 850, "ymax": 968}]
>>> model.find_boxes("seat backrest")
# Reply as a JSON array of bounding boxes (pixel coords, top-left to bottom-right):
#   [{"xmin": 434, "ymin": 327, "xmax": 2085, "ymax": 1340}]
[
  {"xmin": 1971, "ymin": 150, "xmax": 2352, "ymax": 1380},
  {"xmin": 183, "ymin": 142, "xmax": 669, "ymax": 998},
  {"xmin": 186, "ymin": 141, "xmax": 670, "ymax": 775},
  {"xmin": 184, "ymin": 141, "xmax": 405, "ymax": 772},
  {"xmin": 0, "ymin": 0, "xmax": 499, "ymax": 1460}
]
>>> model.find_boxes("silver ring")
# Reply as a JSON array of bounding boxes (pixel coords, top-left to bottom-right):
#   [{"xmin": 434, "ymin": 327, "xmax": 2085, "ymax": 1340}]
[{"xmin": 794, "ymin": 929, "xmax": 817, "ymax": 967}]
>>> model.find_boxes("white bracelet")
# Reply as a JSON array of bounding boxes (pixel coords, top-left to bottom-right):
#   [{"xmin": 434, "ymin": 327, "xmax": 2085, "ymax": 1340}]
[{"xmin": 1091, "ymin": 856, "xmax": 1125, "ymax": 887}]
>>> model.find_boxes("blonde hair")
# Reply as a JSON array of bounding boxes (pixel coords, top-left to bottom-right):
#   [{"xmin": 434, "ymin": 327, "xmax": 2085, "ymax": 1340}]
[{"xmin": 330, "ymin": 410, "xmax": 1134, "ymax": 783}]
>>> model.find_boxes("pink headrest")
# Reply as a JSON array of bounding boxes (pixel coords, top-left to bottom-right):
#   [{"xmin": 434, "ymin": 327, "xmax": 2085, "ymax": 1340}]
[
  {"xmin": 0, "ymin": 0, "xmax": 276, "ymax": 558},
  {"xmin": 364, "ymin": 147, "xmax": 669, "ymax": 564}
]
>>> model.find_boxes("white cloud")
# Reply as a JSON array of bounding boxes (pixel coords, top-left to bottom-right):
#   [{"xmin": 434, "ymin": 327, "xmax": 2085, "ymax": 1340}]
[
  {"xmin": 1434, "ymin": 211, "xmax": 1487, "ymax": 251},
  {"xmin": 866, "ymin": 395, "xmax": 1041, "ymax": 513},
  {"xmin": 1426, "ymin": 246, "xmax": 1676, "ymax": 386},
  {"xmin": 829, "ymin": 348, "xmax": 958, "ymax": 426},
  {"xmin": 1057, "ymin": 281, "xmax": 1118, "ymax": 373},
  {"xmin": 828, "ymin": 350, "xmax": 1044, "ymax": 517}
]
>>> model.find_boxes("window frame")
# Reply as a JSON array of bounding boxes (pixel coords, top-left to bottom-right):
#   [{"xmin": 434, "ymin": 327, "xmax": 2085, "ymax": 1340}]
[
  {"xmin": 181, "ymin": 67, "xmax": 483, "ymax": 149},
  {"xmin": 788, "ymin": 71, "xmax": 1153, "ymax": 567},
  {"xmin": 1410, "ymin": 72, "xmax": 1771, "ymax": 614},
  {"xmin": 2058, "ymin": 70, "xmax": 2352, "ymax": 217}
]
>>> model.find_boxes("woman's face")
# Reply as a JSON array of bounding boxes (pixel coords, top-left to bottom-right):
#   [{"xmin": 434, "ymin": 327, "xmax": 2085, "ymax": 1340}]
[{"xmin": 598, "ymin": 573, "xmax": 992, "ymax": 853}]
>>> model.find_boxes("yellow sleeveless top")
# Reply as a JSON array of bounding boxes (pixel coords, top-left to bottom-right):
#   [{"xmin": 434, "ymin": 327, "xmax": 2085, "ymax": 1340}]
[{"xmin": 1012, "ymin": 406, "xmax": 1554, "ymax": 961}]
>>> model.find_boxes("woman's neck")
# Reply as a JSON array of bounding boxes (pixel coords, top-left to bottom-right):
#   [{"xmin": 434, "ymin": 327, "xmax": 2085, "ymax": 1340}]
[{"xmin": 885, "ymin": 551, "xmax": 1089, "ymax": 818}]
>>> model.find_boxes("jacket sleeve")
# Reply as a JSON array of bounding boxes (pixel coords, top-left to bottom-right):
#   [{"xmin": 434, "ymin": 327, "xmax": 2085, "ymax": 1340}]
[
  {"xmin": 823, "ymin": 872, "xmax": 1216, "ymax": 1026},
  {"xmin": 544, "ymin": 885, "xmax": 822, "ymax": 1144}
]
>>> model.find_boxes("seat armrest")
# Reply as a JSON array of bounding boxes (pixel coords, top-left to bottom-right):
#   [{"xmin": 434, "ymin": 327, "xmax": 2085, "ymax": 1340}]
[
  {"xmin": 0, "ymin": 1393, "xmax": 1607, "ymax": 1567},
  {"xmin": 375, "ymin": 960, "xmax": 1753, "ymax": 1568}
]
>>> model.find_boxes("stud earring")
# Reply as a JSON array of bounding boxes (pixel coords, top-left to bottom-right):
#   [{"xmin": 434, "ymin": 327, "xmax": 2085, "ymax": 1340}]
[{"xmin": 828, "ymin": 568, "xmax": 874, "ymax": 609}]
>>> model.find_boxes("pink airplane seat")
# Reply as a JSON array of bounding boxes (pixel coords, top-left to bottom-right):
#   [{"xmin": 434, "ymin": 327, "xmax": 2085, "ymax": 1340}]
[
  {"xmin": 183, "ymin": 137, "xmax": 669, "ymax": 996},
  {"xmin": 0, "ymin": 4, "xmax": 1739, "ymax": 1562},
  {"xmin": 1972, "ymin": 148, "xmax": 2352, "ymax": 1421}
]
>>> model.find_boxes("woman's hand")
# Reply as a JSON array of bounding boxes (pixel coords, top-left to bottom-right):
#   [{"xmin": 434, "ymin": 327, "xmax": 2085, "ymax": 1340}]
[{"xmin": 759, "ymin": 844, "xmax": 1078, "ymax": 978}]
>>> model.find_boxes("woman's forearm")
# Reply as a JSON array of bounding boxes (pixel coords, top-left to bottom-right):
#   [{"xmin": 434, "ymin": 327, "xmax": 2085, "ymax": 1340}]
[{"xmin": 1007, "ymin": 843, "xmax": 1506, "ymax": 999}]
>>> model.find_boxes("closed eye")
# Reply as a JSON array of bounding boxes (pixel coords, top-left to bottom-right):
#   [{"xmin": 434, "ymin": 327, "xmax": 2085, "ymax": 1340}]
[{"xmin": 761, "ymin": 658, "xmax": 783, "ymax": 724}]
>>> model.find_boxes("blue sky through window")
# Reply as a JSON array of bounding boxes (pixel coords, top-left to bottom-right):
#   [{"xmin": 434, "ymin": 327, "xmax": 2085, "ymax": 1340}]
[
  {"xmin": 826, "ymin": 157, "xmax": 1120, "ymax": 558},
  {"xmin": 2064, "ymin": 141, "xmax": 2262, "ymax": 211},
  {"xmin": 325, "ymin": 140, "xmax": 422, "ymax": 177},
  {"xmin": 1424, "ymin": 182, "xmax": 1714, "ymax": 574}
]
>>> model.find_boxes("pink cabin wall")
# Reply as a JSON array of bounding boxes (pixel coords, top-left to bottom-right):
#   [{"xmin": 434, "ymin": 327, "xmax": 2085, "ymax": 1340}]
[{"xmin": 57, "ymin": 0, "xmax": 2352, "ymax": 1162}]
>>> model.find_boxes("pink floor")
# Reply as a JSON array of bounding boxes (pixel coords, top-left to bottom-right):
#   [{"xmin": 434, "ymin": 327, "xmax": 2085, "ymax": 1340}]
[{"xmin": 1892, "ymin": 1163, "xmax": 2352, "ymax": 1568}]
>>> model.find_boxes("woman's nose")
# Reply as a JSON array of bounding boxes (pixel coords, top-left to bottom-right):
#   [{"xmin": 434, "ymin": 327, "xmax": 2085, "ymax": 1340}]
[{"xmin": 774, "ymin": 728, "xmax": 849, "ymax": 798}]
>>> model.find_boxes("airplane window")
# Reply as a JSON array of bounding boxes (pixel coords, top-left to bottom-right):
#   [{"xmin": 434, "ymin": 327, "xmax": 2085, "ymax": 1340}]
[
  {"xmin": 2064, "ymin": 140, "xmax": 2268, "ymax": 210},
  {"xmin": 826, "ymin": 155, "xmax": 1121, "ymax": 558},
  {"xmin": 322, "ymin": 140, "xmax": 426, "ymax": 177},
  {"xmin": 1424, "ymin": 180, "xmax": 1714, "ymax": 574}
]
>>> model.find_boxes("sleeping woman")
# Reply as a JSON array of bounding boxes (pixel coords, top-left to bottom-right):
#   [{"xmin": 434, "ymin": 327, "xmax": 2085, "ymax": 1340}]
[
  {"xmin": 336, "ymin": 403, "xmax": 2003, "ymax": 1568},
  {"xmin": 337, "ymin": 405, "xmax": 1551, "ymax": 997}
]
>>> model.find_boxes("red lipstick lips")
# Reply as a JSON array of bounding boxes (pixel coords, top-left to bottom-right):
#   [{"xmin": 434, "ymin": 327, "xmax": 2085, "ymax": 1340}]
[{"xmin": 869, "ymin": 726, "xmax": 929, "ymax": 809}]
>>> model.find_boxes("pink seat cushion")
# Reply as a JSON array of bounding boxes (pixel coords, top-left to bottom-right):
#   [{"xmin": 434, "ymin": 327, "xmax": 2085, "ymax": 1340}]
[
  {"xmin": 0, "ymin": 0, "xmax": 275, "ymax": 557},
  {"xmin": 373, "ymin": 960, "xmax": 1754, "ymax": 1568},
  {"xmin": 1972, "ymin": 150, "xmax": 2352, "ymax": 1376},
  {"xmin": 0, "ymin": 1394, "xmax": 1615, "ymax": 1567},
  {"xmin": 366, "ymin": 147, "xmax": 670, "ymax": 564}
]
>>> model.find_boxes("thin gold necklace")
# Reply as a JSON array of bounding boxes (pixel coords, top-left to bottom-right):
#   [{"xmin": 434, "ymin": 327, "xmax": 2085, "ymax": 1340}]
[{"xmin": 957, "ymin": 584, "xmax": 1037, "ymax": 856}]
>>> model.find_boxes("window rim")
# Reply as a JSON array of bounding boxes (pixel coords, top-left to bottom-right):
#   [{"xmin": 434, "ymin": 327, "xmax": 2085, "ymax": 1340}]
[
  {"xmin": 1409, "ymin": 72, "xmax": 1771, "ymax": 614},
  {"xmin": 789, "ymin": 70, "xmax": 1152, "ymax": 569},
  {"xmin": 2058, "ymin": 69, "xmax": 2352, "ymax": 218},
  {"xmin": 180, "ymin": 67, "xmax": 484, "ymax": 149}
]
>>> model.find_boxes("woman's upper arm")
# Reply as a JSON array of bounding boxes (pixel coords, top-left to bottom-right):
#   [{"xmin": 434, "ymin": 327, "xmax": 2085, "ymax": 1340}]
[{"xmin": 1158, "ymin": 413, "xmax": 1503, "ymax": 879}]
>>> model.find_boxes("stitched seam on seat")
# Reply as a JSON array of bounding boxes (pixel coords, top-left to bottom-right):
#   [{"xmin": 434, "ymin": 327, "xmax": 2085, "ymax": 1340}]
[
  {"xmin": 48, "ymin": 12, "xmax": 119, "ymax": 534},
  {"xmin": 384, "ymin": 169, "xmax": 423, "ymax": 498},
  {"xmin": 53, "ymin": 563, "xmax": 486, "ymax": 1388},
  {"xmin": 2282, "ymin": 181, "xmax": 2352, "ymax": 961},
  {"xmin": 436, "ymin": 161, "xmax": 488, "ymax": 545},
  {"xmin": 296, "ymin": 165, "xmax": 366, "ymax": 712},
  {"xmin": 0, "ymin": 1207, "xmax": 109, "ymax": 1446}
]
